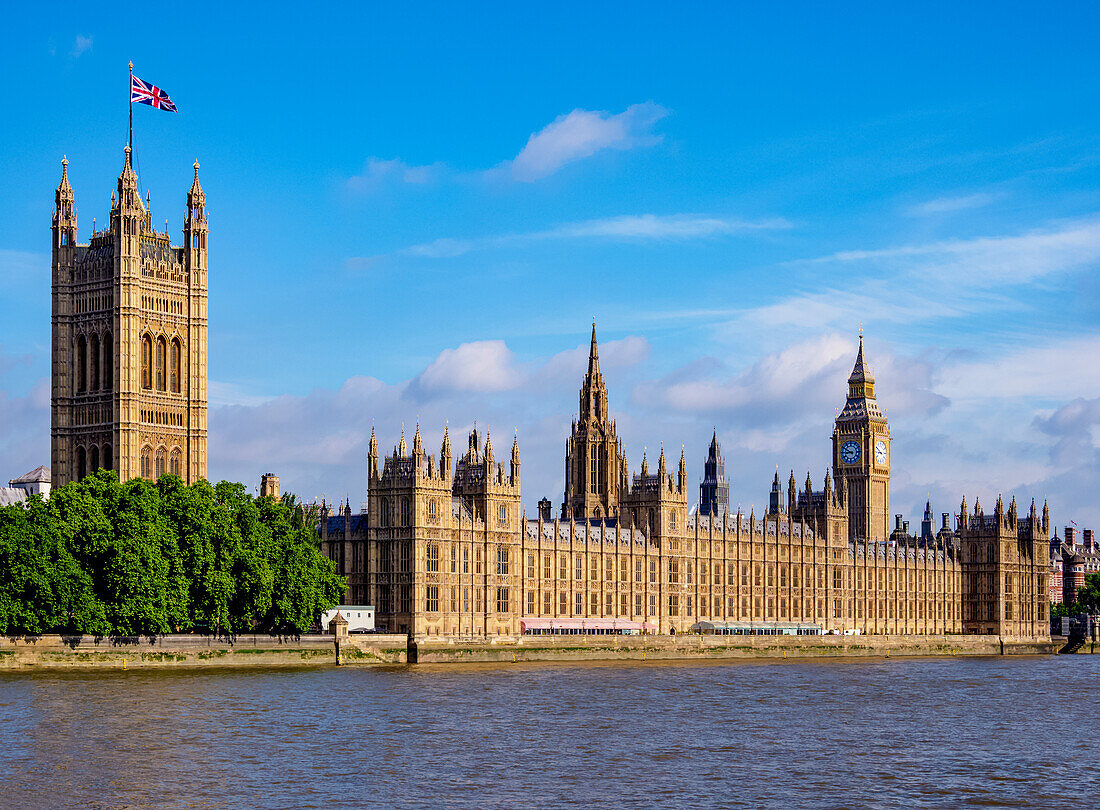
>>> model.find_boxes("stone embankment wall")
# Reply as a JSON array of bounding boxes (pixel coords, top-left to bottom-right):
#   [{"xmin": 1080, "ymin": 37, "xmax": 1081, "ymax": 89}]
[
  {"xmin": 0, "ymin": 633, "xmax": 407, "ymax": 670},
  {"xmin": 2, "ymin": 633, "xmax": 1076, "ymax": 670},
  {"xmin": 410, "ymin": 634, "xmax": 1062, "ymax": 664}
]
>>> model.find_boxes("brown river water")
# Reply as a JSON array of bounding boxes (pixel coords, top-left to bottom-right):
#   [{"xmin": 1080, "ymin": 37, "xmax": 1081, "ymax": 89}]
[{"xmin": 1, "ymin": 655, "xmax": 1098, "ymax": 808}]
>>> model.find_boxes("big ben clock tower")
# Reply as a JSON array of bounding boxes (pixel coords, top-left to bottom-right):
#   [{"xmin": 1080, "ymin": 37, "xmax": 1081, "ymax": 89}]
[{"xmin": 832, "ymin": 332, "xmax": 890, "ymax": 542}]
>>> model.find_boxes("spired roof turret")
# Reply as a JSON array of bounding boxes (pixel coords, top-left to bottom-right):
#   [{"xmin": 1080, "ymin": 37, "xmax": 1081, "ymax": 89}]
[
  {"xmin": 699, "ymin": 430, "xmax": 730, "ymax": 516},
  {"xmin": 56, "ymin": 156, "xmax": 74, "ymax": 202},
  {"xmin": 837, "ymin": 332, "xmax": 886, "ymax": 424}
]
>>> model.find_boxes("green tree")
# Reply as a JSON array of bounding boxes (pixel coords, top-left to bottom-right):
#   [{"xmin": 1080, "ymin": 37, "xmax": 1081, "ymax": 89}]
[
  {"xmin": 1076, "ymin": 572, "xmax": 1100, "ymax": 612},
  {"xmin": 0, "ymin": 470, "xmax": 344, "ymax": 636}
]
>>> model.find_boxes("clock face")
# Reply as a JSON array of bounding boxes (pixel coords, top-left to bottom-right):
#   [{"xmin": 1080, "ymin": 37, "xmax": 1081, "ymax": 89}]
[
  {"xmin": 875, "ymin": 440, "xmax": 888, "ymax": 464},
  {"xmin": 840, "ymin": 440, "xmax": 860, "ymax": 464}
]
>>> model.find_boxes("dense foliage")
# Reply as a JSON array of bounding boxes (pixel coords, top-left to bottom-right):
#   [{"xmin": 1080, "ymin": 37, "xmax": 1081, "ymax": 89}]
[
  {"xmin": 1052, "ymin": 572, "xmax": 1100, "ymax": 617},
  {"xmin": 0, "ymin": 470, "xmax": 344, "ymax": 636}
]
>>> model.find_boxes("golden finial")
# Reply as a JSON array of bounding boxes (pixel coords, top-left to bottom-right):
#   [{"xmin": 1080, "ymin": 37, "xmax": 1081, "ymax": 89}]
[{"xmin": 128, "ymin": 60, "xmax": 133, "ymax": 71}]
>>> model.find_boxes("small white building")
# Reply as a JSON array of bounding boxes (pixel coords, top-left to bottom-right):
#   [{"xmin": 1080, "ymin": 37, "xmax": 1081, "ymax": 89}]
[
  {"xmin": 1, "ymin": 465, "xmax": 52, "ymax": 506},
  {"xmin": 322, "ymin": 606, "xmax": 375, "ymax": 633}
]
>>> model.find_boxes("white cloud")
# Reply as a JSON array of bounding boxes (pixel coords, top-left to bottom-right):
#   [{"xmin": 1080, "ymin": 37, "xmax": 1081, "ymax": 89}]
[
  {"xmin": 208, "ymin": 380, "xmax": 278, "ymax": 408},
  {"xmin": 936, "ymin": 334, "xmax": 1100, "ymax": 403},
  {"xmin": 346, "ymin": 158, "xmax": 444, "ymax": 193},
  {"xmin": 633, "ymin": 333, "xmax": 857, "ymax": 423},
  {"xmin": 71, "ymin": 35, "xmax": 93, "ymax": 58},
  {"xmin": 907, "ymin": 192, "xmax": 995, "ymax": 216},
  {"xmin": 412, "ymin": 341, "xmax": 521, "ymax": 394},
  {"xmin": 346, "ymin": 102, "xmax": 667, "ymax": 194},
  {"xmin": 195, "ymin": 327, "xmax": 1094, "ymax": 531},
  {"xmin": 383, "ymin": 213, "xmax": 789, "ymax": 261},
  {"xmin": 709, "ymin": 215, "xmax": 1100, "ymax": 350},
  {"xmin": 502, "ymin": 102, "xmax": 668, "ymax": 182}
]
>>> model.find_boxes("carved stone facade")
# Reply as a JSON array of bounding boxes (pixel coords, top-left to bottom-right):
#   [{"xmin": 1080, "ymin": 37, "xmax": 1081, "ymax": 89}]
[
  {"xmin": 561, "ymin": 324, "xmax": 628, "ymax": 521},
  {"xmin": 320, "ymin": 329, "xmax": 1051, "ymax": 641},
  {"xmin": 51, "ymin": 149, "xmax": 208, "ymax": 485}
]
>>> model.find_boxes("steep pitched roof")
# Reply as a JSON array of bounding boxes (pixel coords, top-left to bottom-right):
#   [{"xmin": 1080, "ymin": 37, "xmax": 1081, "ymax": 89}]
[{"xmin": 9, "ymin": 465, "xmax": 51, "ymax": 485}]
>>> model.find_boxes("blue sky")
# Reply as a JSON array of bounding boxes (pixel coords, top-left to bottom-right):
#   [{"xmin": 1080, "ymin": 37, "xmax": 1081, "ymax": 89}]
[{"xmin": 3, "ymin": 3, "xmax": 1100, "ymax": 528}]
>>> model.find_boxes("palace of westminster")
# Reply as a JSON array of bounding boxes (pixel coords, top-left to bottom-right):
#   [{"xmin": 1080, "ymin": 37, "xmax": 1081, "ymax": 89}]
[{"xmin": 49, "ymin": 150, "xmax": 1050, "ymax": 642}]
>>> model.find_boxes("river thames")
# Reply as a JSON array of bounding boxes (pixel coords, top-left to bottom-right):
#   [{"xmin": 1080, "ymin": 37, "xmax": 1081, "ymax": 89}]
[{"xmin": 1, "ymin": 655, "xmax": 1097, "ymax": 808}]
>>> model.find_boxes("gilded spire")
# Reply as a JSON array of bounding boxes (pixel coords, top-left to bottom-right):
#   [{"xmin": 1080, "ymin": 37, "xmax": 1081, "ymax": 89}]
[
  {"xmin": 190, "ymin": 160, "xmax": 204, "ymax": 195},
  {"xmin": 848, "ymin": 330, "xmax": 874, "ymax": 385},
  {"xmin": 589, "ymin": 319, "xmax": 599, "ymax": 375},
  {"xmin": 57, "ymin": 155, "xmax": 72, "ymax": 194},
  {"xmin": 55, "ymin": 156, "xmax": 74, "ymax": 217}
]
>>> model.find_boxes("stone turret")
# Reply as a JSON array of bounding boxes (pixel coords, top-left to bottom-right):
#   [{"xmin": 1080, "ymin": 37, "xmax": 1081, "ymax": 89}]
[{"xmin": 562, "ymin": 322, "xmax": 626, "ymax": 521}]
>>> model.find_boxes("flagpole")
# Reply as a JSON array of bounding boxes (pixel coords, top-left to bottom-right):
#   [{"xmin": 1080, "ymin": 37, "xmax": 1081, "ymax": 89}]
[{"xmin": 128, "ymin": 61, "xmax": 133, "ymax": 153}]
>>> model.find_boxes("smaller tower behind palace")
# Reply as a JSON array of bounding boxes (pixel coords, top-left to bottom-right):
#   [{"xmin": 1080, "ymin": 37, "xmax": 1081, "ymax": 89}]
[
  {"xmin": 698, "ymin": 431, "xmax": 730, "ymax": 517},
  {"xmin": 51, "ymin": 149, "xmax": 208, "ymax": 485}
]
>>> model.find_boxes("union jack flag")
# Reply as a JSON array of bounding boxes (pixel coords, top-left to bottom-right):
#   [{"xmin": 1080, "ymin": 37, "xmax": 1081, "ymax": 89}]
[{"xmin": 131, "ymin": 75, "xmax": 177, "ymax": 112}]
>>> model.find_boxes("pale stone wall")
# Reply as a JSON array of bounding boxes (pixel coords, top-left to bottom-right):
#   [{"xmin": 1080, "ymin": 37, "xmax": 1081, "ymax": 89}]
[{"xmin": 0, "ymin": 633, "xmax": 407, "ymax": 669}]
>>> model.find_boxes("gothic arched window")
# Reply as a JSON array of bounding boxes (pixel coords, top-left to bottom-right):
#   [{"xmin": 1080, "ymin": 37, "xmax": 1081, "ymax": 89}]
[
  {"xmin": 169, "ymin": 448, "xmax": 182, "ymax": 477},
  {"xmin": 140, "ymin": 446, "xmax": 152, "ymax": 479},
  {"xmin": 155, "ymin": 337, "xmax": 167, "ymax": 391},
  {"xmin": 102, "ymin": 332, "xmax": 113, "ymax": 390},
  {"xmin": 89, "ymin": 334, "xmax": 100, "ymax": 390},
  {"xmin": 155, "ymin": 447, "xmax": 166, "ymax": 478},
  {"xmin": 170, "ymin": 338, "xmax": 182, "ymax": 393},
  {"xmin": 89, "ymin": 445, "xmax": 99, "ymax": 472},
  {"xmin": 75, "ymin": 446, "xmax": 86, "ymax": 480},
  {"xmin": 401, "ymin": 497, "xmax": 410, "ymax": 527},
  {"xmin": 102, "ymin": 444, "xmax": 112, "ymax": 472},
  {"xmin": 76, "ymin": 335, "xmax": 87, "ymax": 393},
  {"xmin": 141, "ymin": 335, "xmax": 153, "ymax": 390},
  {"xmin": 380, "ymin": 499, "xmax": 391, "ymax": 527}
]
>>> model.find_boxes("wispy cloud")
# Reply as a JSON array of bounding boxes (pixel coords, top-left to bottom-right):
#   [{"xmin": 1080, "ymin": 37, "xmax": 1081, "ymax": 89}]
[
  {"xmin": 353, "ymin": 213, "xmax": 790, "ymax": 265},
  {"xmin": 71, "ymin": 35, "xmax": 93, "ymax": 58},
  {"xmin": 819, "ymin": 216, "xmax": 1100, "ymax": 285},
  {"xmin": 501, "ymin": 102, "xmax": 668, "ymax": 181},
  {"xmin": 906, "ymin": 192, "xmax": 995, "ymax": 216},
  {"xmin": 347, "ymin": 103, "xmax": 669, "ymax": 193},
  {"xmin": 346, "ymin": 157, "xmax": 445, "ymax": 193}
]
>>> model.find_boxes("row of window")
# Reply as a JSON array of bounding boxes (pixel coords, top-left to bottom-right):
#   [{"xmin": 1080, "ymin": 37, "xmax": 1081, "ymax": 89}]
[
  {"xmin": 74, "ymin": 332, "xmax": 113, "ymax": 393},
  {"xmin": 141, "ymin": 295, "xmax": 184, "ymax": 315},
  {"xmin": 139, "ymin": 446, "xmax": 184, "ymax": 480},
  {"xmin": 140, "ymin": 334, "xmax": 184, "ymax": 393},
  {"xmin": 518, "ymin": 592, "xmax": 964, "ymax": 623},
  {"xmin": 379, "ymin": 497, "xmax": 510, "ymax": 527},
  {"xmin": 74, "ymin": 444, "xmax": 112, "ymax": 480},
  {"xmin": 424, "ymin": 586, "xmax": 510, "ymax": 614},
  {"xmin": 75, "ymin": 292, "xmax": 113, "ymax": 314},
  {"xmin": 524, "ymin": 553, "xmax": 958, "ymax": 592}
]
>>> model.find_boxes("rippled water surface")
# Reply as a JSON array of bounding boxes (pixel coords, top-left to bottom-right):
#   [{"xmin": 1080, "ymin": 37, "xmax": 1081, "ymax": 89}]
[{"xmin": 1, "ymin": 655, "xmax": 1098, "ymax": 808}]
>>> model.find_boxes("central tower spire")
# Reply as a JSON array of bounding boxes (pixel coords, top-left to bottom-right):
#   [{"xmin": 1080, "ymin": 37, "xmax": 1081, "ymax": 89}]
[{"xmin": 563, "ymin": 322, "xmax": 626, "ymax": 521}]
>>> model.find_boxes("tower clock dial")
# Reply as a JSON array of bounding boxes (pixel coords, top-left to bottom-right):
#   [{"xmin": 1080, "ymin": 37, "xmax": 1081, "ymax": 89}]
[
  {"xmin": 840, "ymin": 440, "xmax": 860, "ymax": 464},
  {"xmin": 875, "ymin": 440, "xmax": 888, "ymax": 464}
]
